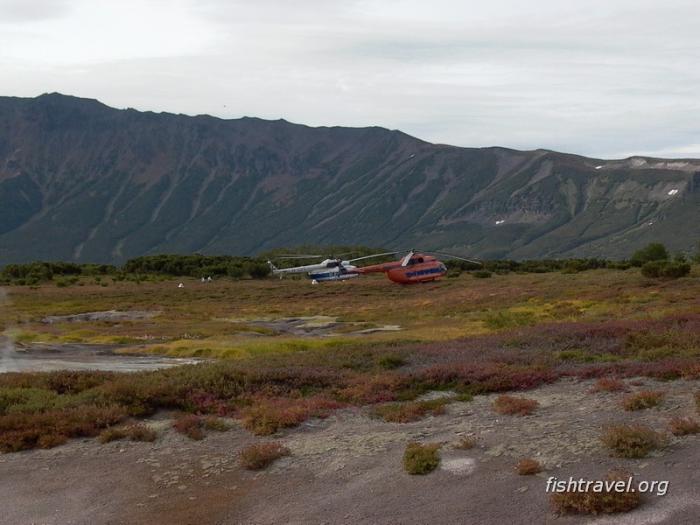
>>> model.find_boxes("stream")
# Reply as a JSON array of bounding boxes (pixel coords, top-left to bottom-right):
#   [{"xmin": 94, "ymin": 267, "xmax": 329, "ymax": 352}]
[{"xmin": 0, "ymin": 337, "xmax": 198, "ymax": 373}]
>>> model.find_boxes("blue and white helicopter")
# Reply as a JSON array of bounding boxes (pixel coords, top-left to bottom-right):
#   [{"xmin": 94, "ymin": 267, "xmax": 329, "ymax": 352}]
[{"xmin": 267, "ymin": 252, "xmax": 397, "ymax": 283}]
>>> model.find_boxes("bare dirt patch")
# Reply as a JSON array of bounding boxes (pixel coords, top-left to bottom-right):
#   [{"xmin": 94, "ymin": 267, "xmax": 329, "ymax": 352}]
[{"xmin": 42, "ymin": 310, "xmax": 160, "ymax": 324}]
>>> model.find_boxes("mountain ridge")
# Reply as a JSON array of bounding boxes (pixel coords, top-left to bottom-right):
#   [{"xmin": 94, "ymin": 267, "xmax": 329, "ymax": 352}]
[{"xmin": 0, "ymin": 93, "xmax": 698, "ymax": 264}]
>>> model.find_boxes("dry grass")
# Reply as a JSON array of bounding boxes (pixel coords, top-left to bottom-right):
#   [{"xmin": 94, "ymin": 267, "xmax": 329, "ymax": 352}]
[
  {"xmin": 668, "ymin": 416, "xmax": 700, "ymax": 436},
  {"xmin": 202, "ymin": 416, "xmax": 230, "ymax": 432},
  {"xmin": 591, "ymin": 377, "xmax": 627, "ymax": 393},
  {"xmin": 173, "ymin": 414, "xmax": 205, "ymax": 440},
  {"xmin": 0, "ymin": 405, "xmax": 127, "ymax": 453},
  {"xmin": 403, "ymin": 442, "xmax": 441, "ymax": 475},
  {"xmin": 601, "ymin": 423, "xmax": 667, "ymax": 458},
  {"xmin": 98, "ymin": 424, "xmax": 157, "ymax": 444},
  {"xmin": 371, "ymin": 399, "xmax": 448, "ymax": 423},
  {"xmin": 240, "ymin": 397, "xmax": 342, "ymax": 436},
  {"xmin": 622, "ymin": 391, "xmax": 665, "ymax": 411},
  {"xmin": 550, "ymin": 469, "xmax": 641, "ymax": 515},
  {"xmin": 453, "ymin": 436, "xmax": 477, "ymax": 450},
  {"xmin": 37, "ymin": 433, "xmax": 68, "ymax": 448},
  {"xmin": 493, "ymin": 395, "xmax": 539, "ymax": 416},
  {"xmin": 5, "ymin": 268, "xmax": 699, "ymax": 356},
  {"xmin": 516, "ymin": 458, "xmax": 542, "ymax": 475},
  {"xmin": 239, "ymin": 442, "xmax": 290, "ymax": 470}
]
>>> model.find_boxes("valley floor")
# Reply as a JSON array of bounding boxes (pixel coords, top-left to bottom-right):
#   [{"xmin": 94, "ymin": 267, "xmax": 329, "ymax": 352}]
[{"xmin": 1, "ymin": 269, "xmax": 699, "ymax": 524}]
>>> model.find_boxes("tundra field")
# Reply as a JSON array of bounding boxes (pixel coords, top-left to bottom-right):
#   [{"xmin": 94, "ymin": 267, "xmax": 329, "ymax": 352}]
[{"xmin": 1, "ymin": 268, "xmax": 700, "ymax": 524}]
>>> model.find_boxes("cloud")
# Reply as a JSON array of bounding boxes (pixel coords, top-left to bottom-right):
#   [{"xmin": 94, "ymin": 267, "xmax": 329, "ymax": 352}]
[
  {"xmin": 1, "ymin": 0, "xmax": 699, "ymax": 158},
  {"xmin": 0, "ymin": 0, "xmax": 72, "ymax": 23}
]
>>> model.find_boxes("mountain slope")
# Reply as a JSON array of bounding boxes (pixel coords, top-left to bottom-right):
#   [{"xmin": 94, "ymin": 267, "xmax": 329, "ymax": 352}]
[{"xmin": 0, "ymin": 93, "xmax": 698, "ymax": 264}]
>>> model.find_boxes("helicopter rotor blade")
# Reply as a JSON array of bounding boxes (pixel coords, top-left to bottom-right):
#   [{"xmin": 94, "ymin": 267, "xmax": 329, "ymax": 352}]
[
  {"xmin": 347, "ymin": 251, "xmax": 403, "ymax": 263},
  {"xmin": 421, "ymin": 250, "xmax": 482, "ymax": 266},
  {"xmin": 400, "ymin": 250, "xmax": 415, "ymax": 267}
]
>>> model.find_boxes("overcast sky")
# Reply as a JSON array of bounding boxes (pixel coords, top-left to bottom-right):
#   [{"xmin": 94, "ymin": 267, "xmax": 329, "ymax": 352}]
[{"xmin": 2, "ymin": 0, "xmax": 699, "ymax": 158}]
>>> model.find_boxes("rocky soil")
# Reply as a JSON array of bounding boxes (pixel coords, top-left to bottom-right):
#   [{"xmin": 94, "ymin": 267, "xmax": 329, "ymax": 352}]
[{"xmin": 1, "ymin": 377, "xmax": 699, "ymax": 524}]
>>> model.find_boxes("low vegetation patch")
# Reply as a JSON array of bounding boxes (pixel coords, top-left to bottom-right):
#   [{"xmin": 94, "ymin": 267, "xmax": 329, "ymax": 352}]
[
  {"xmin": 601, "ymin": 424, "xmax": 666, "ymax": 458},
  {"xmin": 516, "ymin": 458, "xmax": 542, "ymax": 475},
  {"xmin": 240, "ymin": 396, "xmax": 342, "ymax": 435},
  {"xmin": 202, "ymin": 416, "xmax": 230, "ymax": 432},
  {"xmin": 550, "ymin": 469, "xmax": 641, "ymax": 515},
  {"xmin": 0, "ymin": 404, "xmax": 126, "ymax": 453},
  {"xmin": 372, "ymin": 399, "xmax": 448, "ymax": 423},
  {"xmin": 377, "ymin": 355, "xmax": 406, "ymax": 370},
  {"xmin": 2, "ymin": 289, "xmax": 700, "ymax": 454},
  {"xmin": 239, "ymin": 442, "xmax": 290, "ymax": 470},
  {"xmin": 453, "ymin": 436, "xmax": 477, "ymax": 450},
  {"xmin": 493, "ymin": 395, "xmax": 539, "ymax": 416},
  {"xmin": 173, "ymin": 414, "xmax": 205, "ymax": 440},
  {"xmin": 98, "ymin": 424, "xmax": 157, "ymax": 444},
  {"xmin": 668, "ymin": 416, "xmax": 700, "ymax": 436},
  {"xmin": 454, "ymin": 392, "xmax": 474, "ymax": 402},
  {"xmin": 403, "ymin": 442, "xmax": 441, "ymax": 475},
  {"xmin": 591, "ymin": 377, "xmax": 627, "ymax": 393},
  {"xmin": 622, "ymin": 391, "xmax": 664, "ymax": 411}
]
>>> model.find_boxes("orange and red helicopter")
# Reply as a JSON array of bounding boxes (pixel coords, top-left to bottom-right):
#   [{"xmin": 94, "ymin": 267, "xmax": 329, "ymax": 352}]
[{"xmin": 268, "ymin": 250, "xmax": 481, "ymax": 285}]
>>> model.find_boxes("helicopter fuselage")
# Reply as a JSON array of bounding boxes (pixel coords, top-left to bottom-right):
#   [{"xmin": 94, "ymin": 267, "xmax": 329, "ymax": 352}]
[
  {"xmin": 355, "ymin": 254, "xmax": 447, "ymax": 284},
  {"xmin": 308, "ymin": 263, "xmax": 358, "ymax": 282}
]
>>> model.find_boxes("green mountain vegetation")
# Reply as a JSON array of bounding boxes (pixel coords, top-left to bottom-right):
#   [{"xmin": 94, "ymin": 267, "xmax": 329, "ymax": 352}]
[{"xmin": 1, "ymin": 93, "xmax": 699, "ymax": 265}]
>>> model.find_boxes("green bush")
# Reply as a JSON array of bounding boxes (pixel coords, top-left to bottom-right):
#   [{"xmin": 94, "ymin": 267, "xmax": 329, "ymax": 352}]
[
  {"xmin": 378, "ymin": 355, "xmax": 406, "ymax": 369},
  {"xmin": 641, "ymin": 260, "xmax": 690, "ymax": 279},
  {"xmin": 472, "ymin": 270, "xmax": 492, "ymax": 279},
  {"xmin": 631, "ymin": 243, "xmax": 669, "ymax": 266},
  {"xmin": 601, "ymin": 424, "xmax": 666, "ymax": 458},
  {"xmin": 693, "ymin": 242, "xmax": 700, "ymax": 264},
  {"xmin": 403, "ymin": 442, "xmax": 441, "ymax": 474},
  {"xmin": 662, "ymin": 262, "xmax": 691, "ymax": 278}
]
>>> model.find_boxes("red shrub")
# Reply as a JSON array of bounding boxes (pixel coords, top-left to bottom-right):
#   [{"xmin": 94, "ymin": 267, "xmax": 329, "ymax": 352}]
[
  {"xmin": 622, "ymin": 391, "xmax": 664, "ymax": 411},
  {"xmin": 418, "ymin": 363, "xmax": 558, "ymax": 394},
  {"xmin": 668, "ymin": 417, "xmax": 699, "ymax": 436},
  {"xmin": 0, "ymin": 405, "xmax": 127, "ymax": 453},
  {"xmin": 239, "ymin": 442, "xmax": 290, "ymax": 470},
  {"xmin": 372, "ymin": 399, "xmax": 448, "ymax": 423},
  {"xmin": 516, "ymin": 458, "xmax": 542, "ymax": 475},
  {"xmin": 493, "ymin": 395, "xmax": 539, "ymax": 416},
  {"xmin": 590, "ymin": 377, "xmax": 627, "ymax": 393},
  {"xmin": 187, "ymin": 390, "xmax": 232, "ymax": 416},
  {"xmin": 336, "ymin": 374, "xmax": 406, "ymax": 404},
  {"xmin": 240, "ymin": 396, "xmax": 343, "ymax": 435},
  {"xmin": 173, "ymin": 414, "xmax": 205, "ymax": 440},
  {"xmin": 551, "ymin": 469, "xmax": 641, "ymax": 515}
]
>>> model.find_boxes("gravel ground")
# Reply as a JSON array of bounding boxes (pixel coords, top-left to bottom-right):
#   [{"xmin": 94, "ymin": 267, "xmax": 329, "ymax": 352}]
[{"xmin": 1, "ymin": 377, "xmax": 699, "ymax": 524}]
